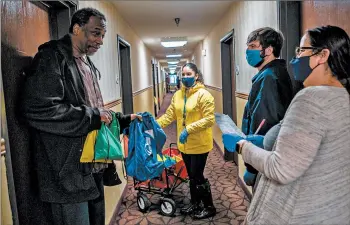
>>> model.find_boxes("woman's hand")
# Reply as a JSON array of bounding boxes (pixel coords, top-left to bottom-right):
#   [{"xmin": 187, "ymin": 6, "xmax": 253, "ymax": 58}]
[
  {"xmin": 131, "ymin": 114, "xmax": 142, "ymax": 121},
  {"xmin": 179, "ymin": 129, "xmax": 189, "ymax": 144}
]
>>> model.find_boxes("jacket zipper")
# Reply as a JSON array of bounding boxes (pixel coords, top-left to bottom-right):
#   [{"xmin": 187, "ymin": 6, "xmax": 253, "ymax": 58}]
[{"xmin": 183, "ymin": 90, "xmax": 187, "ymax": 153}]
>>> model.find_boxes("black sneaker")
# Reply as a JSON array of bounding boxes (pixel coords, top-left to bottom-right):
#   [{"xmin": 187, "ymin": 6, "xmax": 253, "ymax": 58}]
[
  {"xmin": 192, "ymin": 206, "xmax": 216, "ymax": 220},
  {"xmin": 180, "ymin": 204, "xmax": 198, "ymax": 215}
]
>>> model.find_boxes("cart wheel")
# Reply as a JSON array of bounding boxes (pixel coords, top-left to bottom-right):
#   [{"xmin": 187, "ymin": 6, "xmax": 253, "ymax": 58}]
[
  {"xmin": 160, "ymin": 198, "xmax": 176, "ymax": 216},
  {"xmin": 137, "ymin": 194, "xmax": 151, "ymax": 213}
]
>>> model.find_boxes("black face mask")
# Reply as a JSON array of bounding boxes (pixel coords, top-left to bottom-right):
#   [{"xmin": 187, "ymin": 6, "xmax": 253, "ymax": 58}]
[{"xmin": 290, "ymin": 54, "xmax": 320, "ymax": 82}]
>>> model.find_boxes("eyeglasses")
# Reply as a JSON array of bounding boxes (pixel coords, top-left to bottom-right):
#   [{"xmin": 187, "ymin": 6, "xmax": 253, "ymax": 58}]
[{"xmin": 295, "ymin": 47, "xmax": 323, "ymax": 57}]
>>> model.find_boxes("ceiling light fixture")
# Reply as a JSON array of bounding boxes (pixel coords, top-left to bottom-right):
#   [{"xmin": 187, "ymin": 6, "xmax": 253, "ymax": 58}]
[
  {"xmin": 161, "ymin": 41, "xmax": 187, "ymax": 48},
  {"xmin": 167, "ymin": 61, "xmax": 179, "ymax": 65},
  {"xmin": 161, "ymin": 37, "xmax": 187, "ymax": 48},
  {"xmin": 166, "ymin": 54, "xmax": 182, "ymax": 58}
]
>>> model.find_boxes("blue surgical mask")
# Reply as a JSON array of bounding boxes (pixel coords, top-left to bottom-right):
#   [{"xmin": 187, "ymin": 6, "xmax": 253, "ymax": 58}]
[
  {"xmin": 246, "ymin": 49, "xmax": 264, "ymax": 67},
  {"xmin": 289, "ymin": 56, "xmax": 313, "ymax": 82},
  {"xmin": 182, "ymin": 77, "xmax": 196, "ymax": 88}
]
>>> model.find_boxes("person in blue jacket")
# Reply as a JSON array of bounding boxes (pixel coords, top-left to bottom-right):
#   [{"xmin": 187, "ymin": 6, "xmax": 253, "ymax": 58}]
[{"xmin": 239, "ymin": 27, "xmax": 294, "ymax": 189}]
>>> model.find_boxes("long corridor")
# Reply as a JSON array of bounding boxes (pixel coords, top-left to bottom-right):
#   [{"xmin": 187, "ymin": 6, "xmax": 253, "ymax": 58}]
[{"xmin": 112, "ymin": 93, "xmax": 250, "ymax": 225}]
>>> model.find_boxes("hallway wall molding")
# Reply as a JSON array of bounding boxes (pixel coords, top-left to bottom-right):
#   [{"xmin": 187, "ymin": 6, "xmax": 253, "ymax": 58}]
[
  {"xmin": 132, "ymin": 85, "xmax": 153, "ymax": 97},
  {"xmin": 205, "ymin": 84, "xmax": 222, "ymax": 92},
  {"xmin": 235, "ymin": 91, "xmax": 248, "ymax": 100},
  {"xmin": 104, "ymin": 99, "xmax": 123, "ymax": 109}
]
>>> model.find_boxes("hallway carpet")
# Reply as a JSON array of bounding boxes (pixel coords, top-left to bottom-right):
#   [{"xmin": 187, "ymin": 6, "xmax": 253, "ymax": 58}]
[{"xmin": 112, "ymin": 93, "xmax": 249, "ymax": 225}]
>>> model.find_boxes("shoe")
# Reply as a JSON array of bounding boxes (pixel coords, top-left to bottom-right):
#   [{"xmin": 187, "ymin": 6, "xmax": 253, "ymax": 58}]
[
  {"xmin": 181, "ymin": 179, "xmax": 200, "ymax": 215},
  {"xmin": 192, "ymin": 206, "xmax": 216, "ymax": 219},
  {"xmin": 192, "ymin": 179, "xmax": 216, "ymax": 219},
  {"xmin": 180, "ymin": 203, "xmax": 199, "ymax": 215}
]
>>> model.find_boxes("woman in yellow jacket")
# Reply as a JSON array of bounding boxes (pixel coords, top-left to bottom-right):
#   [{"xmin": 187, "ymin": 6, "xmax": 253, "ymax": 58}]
[{"xmin": 157, "ymin": 63, "xmax": 216, "ymax": 219}]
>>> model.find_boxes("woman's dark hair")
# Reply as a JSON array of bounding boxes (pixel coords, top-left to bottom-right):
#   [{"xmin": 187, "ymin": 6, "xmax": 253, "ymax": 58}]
[
  {"xmin": 307, "ymin": 25, "xmax": 350, "ymax": 94},
  {"xmin": 69, "ymin": 8, "xmax": 106, "ymax": 33},
  {"xmin": 182, "ymin": 63, "xmax": 204, "ymax": 83}
]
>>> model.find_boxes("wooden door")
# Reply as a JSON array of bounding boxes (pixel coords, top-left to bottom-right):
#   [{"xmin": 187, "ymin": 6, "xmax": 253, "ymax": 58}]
[
  {"xmin": 1, "ymin": 1, "xmax": 76, "ymax": 224},
  {"xmin": 301, "ymin": 1, "xmax": 350, "ymax": 34}
]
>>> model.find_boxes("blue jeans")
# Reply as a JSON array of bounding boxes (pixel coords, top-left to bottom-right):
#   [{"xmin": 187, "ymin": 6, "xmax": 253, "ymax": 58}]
[{"xmin": 50, "ymin": 173, "xmax": 105, "ymax": 225}]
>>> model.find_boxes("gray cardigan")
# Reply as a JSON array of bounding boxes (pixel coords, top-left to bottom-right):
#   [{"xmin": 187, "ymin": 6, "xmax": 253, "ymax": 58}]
[{"xmin": 242, "ymin": 86, "xmax": 350, "ymax": 225}]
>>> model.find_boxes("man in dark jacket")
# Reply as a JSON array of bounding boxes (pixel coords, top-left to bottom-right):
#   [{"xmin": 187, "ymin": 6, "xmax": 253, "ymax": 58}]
[
  {"xmin": 241, "ymin": 27, "xmax": 294, "ymax": 189},
  {"xmin": 21, "ymin": 8, "xmax": 138, "ymax": 225}
]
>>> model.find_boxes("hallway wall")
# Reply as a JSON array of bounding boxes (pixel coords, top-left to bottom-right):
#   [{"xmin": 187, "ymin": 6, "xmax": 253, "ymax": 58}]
[
  {"xmin": 192, "ymin": 40, "xmax": 204, "ymax": 72},
  {"xmin": 193, "ymin": 1, "xmax": 278, "ymax": 195},
  {"xmin": 78, "ymin": 2, "xmax": 156, "ymax": 223},
  {"xmin": 79, "ymin": 1, "xmax": 155, "ymax": 115}
]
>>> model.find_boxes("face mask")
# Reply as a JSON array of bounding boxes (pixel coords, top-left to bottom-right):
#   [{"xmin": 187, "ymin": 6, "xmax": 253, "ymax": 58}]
[
  {"xmin": 246, "ymin": 49, "xmax": 264, "ymax": 67},
  {"xmin": 290, "ymin": 56, "xmax": 314, "ymax": 82},
  {"xmin": 182, "ymin": 76, "xmax": 196, "ymax": 88}
]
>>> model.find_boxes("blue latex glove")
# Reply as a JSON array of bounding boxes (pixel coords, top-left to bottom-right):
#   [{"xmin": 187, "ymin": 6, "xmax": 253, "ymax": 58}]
[
  {"xmin": 179, "ymin": 129, "xmax": 189, "ymax": 144},
  {"xmin": 246, "ymin": 135, "xmax": 264, "ymax": 149},
  {"xmin": 243, "ymin": 170, "xmax": 257, "ymax": 186},
  {"xmin": 222, "ymin": 133, "xmax": 244, "ymax": 152}
]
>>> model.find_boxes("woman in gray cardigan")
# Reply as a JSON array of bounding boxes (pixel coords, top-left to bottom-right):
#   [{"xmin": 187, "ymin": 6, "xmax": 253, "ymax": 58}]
[{"xmin": 237, "ymin": 25, "xmax": 350, "ymax": 224}]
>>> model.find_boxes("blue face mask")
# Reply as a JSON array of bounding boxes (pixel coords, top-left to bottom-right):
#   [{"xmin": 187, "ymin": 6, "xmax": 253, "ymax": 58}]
[
  {"xmin": 246, "ymin": 49, "xmax": 264, "ymax": 67},
  {"xmin": 290, "ymin": 56, "xmax": 314, "ymax": 82},
  {"xmin": 182, "ymin": 77, "xmax": 196, "ymax": 88}
]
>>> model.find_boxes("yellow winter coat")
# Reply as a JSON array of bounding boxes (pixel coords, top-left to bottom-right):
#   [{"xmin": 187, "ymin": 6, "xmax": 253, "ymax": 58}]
[{"xmin": 157, "ymin": 83, "xmax": 215, "ymax": 154}]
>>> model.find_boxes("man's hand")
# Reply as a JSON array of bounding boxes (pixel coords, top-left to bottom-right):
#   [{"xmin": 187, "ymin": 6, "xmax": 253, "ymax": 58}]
[
  {"xmin": 131, "ymin": 114, "xmax": 142, "ymax": 121},
  {"xmin": 222, "ymin": 133, "xmax": 244, "ymax": 152},
  {"xmin": 99, "ymin": 108, "xmax": 113, "ymax": 124},
  {"xmin": 246, "ymin": 135, "xmax": 264, "ymax": 148},
  {"xmin": 243, "ymin": 169, "xmax": 256, "ymax": 186}
]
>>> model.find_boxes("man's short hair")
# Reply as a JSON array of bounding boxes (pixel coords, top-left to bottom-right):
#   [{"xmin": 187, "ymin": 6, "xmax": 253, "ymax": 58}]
[
  {"xmin": 247, "ymin": 27, "xmax": 284, "ymax": 58},
  {"xmin": 69, "ymin": 8, "xmax": 106, "ymax": 33}
]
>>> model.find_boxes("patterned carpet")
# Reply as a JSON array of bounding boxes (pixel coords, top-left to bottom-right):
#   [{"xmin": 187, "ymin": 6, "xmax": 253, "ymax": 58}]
[{"xmin": 112, "ymin": 93, "xmax": 249, "ymax": 225}]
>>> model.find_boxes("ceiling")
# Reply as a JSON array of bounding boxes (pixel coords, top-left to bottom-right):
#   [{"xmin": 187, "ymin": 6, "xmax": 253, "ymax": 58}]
[{"xmin": 113, "ymin": 1, "xmax": 233, "ymax": 66}]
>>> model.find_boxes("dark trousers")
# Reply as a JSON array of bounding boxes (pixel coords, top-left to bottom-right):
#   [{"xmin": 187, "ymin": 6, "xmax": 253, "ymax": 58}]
[
  {"xmin": 50, "ymin": 173, "xmax": 105, "ymax": 225},
  {"xmin": 181, "ymin": 152, "xmax": 209, "ymax": 185}
]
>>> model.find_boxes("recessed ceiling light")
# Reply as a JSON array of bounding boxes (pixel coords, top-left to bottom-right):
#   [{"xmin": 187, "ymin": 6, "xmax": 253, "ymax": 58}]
[
  {"xmin": 166, "ymin": 54, "xmax": 182, "ymax": 58},
  {"xmin": 161, "ymin": 41, "xmax": 187, "ymax": 48},
  {"xmin": 161, "ymin": 37, "xmax": 187, "ymax": 48},
  {"xmin": 167, "ymin": 61, "xmax": 179, "ymax": 65}
]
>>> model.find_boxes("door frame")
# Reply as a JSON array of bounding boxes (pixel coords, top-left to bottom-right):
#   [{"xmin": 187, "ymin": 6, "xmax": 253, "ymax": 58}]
[
  {"xmin": 156, "ymin": 65, "xmax": 161, "ymax": 111},
  {"xmin": 277, "ymin": 1, "xmax": 302, "ymax": 95},
  {"xmin": 117, "ymin": 35, "xmax": 134, "ymax": 114},
  {"xmin": 220, "ymin": 30, "xmax": 237, "ymax": 123},
  {"xmin": 220, "ymin": 29, "xmax": 238, "ymax": 165},
  {"xmin": 151, "ymin": 61, "xmax": 158, "ymax": 116}
]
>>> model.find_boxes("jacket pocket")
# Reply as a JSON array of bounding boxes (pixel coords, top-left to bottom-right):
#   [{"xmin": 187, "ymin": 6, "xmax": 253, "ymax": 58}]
[
  {"xmin": 58, "ymin": 142, "xmax": 95, "ymax": 193},
  {"xmin": 59, "ymin": 163, "xmax": 96, "ymax": 193}
]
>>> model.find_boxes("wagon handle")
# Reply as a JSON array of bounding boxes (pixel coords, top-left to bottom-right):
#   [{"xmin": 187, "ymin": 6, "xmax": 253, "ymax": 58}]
[{"xmin": 169, "ymin": 143, "xmax": 179, "ymax": 157}]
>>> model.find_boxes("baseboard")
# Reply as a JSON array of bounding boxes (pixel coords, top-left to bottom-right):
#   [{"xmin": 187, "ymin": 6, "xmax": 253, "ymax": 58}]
[
  {"xmin": 238, "ymin": 176, "xmax": 252, "ymax": 201},
  {"xmin": 214, "ymin": 140, "xmax": 224, "ymax": 158},
  {"xmin": 108, "ymin": 183, "xmax": 128, "ymax": 225}
]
